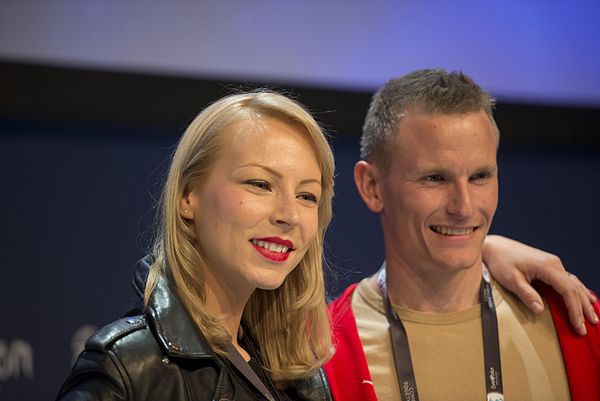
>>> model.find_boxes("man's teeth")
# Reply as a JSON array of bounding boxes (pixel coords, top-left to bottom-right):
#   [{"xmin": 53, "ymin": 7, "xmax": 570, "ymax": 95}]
[
  {"xmin": 431, "ymin": 226, "xmax": 475, "ymax": 235},
  {"xmin": 251, "ymin": 239, "xmax": 289, "ymax": 253}
]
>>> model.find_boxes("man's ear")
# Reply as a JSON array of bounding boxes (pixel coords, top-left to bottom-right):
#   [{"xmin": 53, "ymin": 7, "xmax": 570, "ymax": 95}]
[
  {"xmin": 179, "ymin": 187, "xmax": 195, "ymax": 220},
  {"xmin": 354, "ymin": 160, "xmax": 384, "ymax": 212}
]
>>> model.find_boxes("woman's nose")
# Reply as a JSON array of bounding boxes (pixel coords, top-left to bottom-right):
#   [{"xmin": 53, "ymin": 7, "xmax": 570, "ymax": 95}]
[{"xmin": 271, "ymin": 195, "xmax": 300, "ymax": 228}]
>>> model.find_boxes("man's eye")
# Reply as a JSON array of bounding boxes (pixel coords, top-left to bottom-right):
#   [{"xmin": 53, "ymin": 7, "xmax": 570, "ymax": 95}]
[
  {"xmin": 424, "ymin": 174, "xmax": 444, "ymax": 182},
  {"xmin": 247, "ymin": 180, "xmax": 271, "ymax": 190},
  {"xmin": 471, "ymin": 172, "xmax": 490, "ymax": 181}
]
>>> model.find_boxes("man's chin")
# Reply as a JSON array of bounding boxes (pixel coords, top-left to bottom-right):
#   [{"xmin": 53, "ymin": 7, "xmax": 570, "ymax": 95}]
[{"xmin": 432, "ymin": 253, "xmax": 483, "ymax": 274}]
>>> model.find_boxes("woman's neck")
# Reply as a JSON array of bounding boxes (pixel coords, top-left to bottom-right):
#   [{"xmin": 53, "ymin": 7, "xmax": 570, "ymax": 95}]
[{"xmin": 203, "ymin": 271, "xmax": 254, "ymax": 361}]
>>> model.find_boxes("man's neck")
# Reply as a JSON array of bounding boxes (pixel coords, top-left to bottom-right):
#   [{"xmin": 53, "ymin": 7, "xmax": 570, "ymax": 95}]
[{"xmin": 375, "ymin": 259, "xmax": 484, "ymax": 313}]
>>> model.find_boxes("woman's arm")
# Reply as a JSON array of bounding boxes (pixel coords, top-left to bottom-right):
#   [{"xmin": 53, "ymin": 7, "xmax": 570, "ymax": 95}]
[{"xmin": 483, "ymin": 235, "xmax": 598, "ymax": 336}]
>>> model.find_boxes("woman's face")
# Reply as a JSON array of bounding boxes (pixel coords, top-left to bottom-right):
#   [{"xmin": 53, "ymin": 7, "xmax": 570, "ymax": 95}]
[{"xmin": 180, "ymin": 117, "xmax": 322, "ymax": 298}]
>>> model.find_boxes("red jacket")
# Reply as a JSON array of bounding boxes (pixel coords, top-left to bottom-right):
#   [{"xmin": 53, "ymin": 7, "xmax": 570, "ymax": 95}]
[{"xmin": 324, "ymin": 282, "xmax": 600, "ymax": 401}]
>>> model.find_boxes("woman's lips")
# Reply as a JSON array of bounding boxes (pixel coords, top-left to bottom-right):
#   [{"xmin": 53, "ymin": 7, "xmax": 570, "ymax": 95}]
[{"xmin": 250, "ymin": 237, "xmax": 294, "ymax": 263}]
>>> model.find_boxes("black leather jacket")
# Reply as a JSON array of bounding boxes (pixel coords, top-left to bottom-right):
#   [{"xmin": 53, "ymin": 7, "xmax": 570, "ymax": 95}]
[{"xmin": 56, "ymin": 258, "xmax": 332, "ymax": 401}]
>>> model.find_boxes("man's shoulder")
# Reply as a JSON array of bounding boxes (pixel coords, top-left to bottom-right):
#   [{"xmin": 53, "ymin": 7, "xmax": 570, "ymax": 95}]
[
  {"xmin": 328, "ymin": 282, "xmax": 360, "ymax": 316},
  {"xmin": 325, "ymin": 281, "xmax": 379, "ymax": 401},
  {"xmin": 535, "ymin": 282, "xmax": 600, "ymax": 339},
  {"xmin": 534, "ymin": 282, "xmax": 600, "ymax": 400},
  {"xmin": 328, "ymin": 276, "xmax": 386, "ymax": 326}
]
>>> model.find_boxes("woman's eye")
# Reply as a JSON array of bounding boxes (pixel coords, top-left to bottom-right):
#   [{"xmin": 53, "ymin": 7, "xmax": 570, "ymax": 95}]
[
  {"xmin": 298, "ymin": 193, "xmax": 318, "ymax": 204},
  {"xmin": 246, "ymin": 180, "xmax": 271, "ymax": 190}
]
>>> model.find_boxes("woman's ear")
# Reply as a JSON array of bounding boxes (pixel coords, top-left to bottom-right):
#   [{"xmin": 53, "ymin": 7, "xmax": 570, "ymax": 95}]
[
  {"xmin": 354, "ymin": 160, "xmax": 384, "ymax": 213},
  {"xmin": 179, "ymin": 187, "xmax": 195, "ymax": 220}
]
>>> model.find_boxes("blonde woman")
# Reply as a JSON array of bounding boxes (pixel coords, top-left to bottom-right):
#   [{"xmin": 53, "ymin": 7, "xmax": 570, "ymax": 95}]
[
  {"xmin": 58, "ymin": 91, "xmax": 334, "ymax": 401},
  {"xmin": 57, "ymin": 91, "xmax": 594, "ymax": 401}
]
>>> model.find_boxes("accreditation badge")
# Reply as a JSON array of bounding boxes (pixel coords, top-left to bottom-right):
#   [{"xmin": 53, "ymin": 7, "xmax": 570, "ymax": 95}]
[{"xmin": 487, "ymin": 392, "xmax": 504, "ymax": 401}]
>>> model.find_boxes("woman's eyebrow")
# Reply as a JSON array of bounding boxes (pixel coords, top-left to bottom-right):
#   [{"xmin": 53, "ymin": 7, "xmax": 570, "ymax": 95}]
[{"xmin": 238, "ymin": 163, "xmax": 321, "ymax": 185}]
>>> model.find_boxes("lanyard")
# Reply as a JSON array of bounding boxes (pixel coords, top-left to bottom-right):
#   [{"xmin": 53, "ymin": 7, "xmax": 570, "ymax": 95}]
[
  {"xmin": 378, "ymin": 263, "xmax": 504, "ymax": 401},
  {"xmin": 226, "ymin": 342, "xmax": 278, "ymax": 401}
]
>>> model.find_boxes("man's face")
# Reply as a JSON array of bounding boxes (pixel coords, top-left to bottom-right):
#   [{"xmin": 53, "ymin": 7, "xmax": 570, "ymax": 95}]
[{"xmin": 379, "ymin": 110, "xmax": 498, "ymax": 275}]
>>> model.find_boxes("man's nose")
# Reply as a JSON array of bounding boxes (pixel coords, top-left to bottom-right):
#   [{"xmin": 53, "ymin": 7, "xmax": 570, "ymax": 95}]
[{"xmin": 446, "ymin": 181, "xmax": 473, "ymax": 218}]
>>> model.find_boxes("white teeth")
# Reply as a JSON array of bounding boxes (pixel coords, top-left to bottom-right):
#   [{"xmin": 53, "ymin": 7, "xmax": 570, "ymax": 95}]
[
  {"xmin": 251, "ymin": 239, "xmax": 289, "ymax": 253},
  {"xmin": 431, "ymin": 226, "xmax": 474, "ymax": 236}
]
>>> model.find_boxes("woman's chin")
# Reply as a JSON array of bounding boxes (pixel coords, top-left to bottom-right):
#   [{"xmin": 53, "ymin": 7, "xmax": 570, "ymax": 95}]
[{"xmin": 253, "ymin": 276, "xmax": 289, "ymax": 292}]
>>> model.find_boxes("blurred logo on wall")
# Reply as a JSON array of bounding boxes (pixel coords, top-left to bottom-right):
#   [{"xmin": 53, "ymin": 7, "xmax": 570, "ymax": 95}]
[
  {"xmin": 0, "ymin": 339, "xmax": 33, "ymax": 381},
  {"xmin": 0, "ymin": 325, "xmax": 96, "ymax": 398},
  {"xmin": 71, "ymin": 325, "xmax": 97, "ymax": 365}
]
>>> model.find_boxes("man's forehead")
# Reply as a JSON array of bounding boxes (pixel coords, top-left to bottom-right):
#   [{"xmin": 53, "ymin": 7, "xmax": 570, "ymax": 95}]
[{"xmin": 387, "ymin": 112, "xmax": 498, "ymax": 170}]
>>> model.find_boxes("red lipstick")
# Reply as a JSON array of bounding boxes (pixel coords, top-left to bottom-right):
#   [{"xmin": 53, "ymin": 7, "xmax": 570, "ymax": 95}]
[{"xmin": 251, "ymin": 237, "xmax": 294, "ymax": 263}]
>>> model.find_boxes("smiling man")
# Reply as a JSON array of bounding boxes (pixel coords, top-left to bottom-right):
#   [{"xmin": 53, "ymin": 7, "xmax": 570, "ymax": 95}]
[{"xmin": 324, "ymin": 70, "xmax": 600, "ymax": 401}]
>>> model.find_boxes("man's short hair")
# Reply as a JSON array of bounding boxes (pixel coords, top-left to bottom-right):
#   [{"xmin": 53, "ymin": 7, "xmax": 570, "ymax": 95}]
[{"xmin": 360, "ymin": 69, "xmax": 499, "ymax": 172}]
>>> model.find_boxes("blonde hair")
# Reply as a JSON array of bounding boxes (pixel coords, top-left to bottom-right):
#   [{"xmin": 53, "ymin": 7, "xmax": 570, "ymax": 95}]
[{"xmin": 144, "ymin": 91, "xmax": 335, "ymax": 386}]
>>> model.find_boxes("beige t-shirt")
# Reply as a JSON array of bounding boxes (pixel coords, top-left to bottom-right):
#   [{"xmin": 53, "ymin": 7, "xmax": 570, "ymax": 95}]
[{"xmin": 352, "ymin": 276, "xmax": 571, "ymax": 401}]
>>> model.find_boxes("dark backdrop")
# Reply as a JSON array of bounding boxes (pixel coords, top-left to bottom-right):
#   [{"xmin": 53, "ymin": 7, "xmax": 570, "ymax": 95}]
[{"xmin": 1, "ymin": 62, "xmax": 599, "ymax": 400}]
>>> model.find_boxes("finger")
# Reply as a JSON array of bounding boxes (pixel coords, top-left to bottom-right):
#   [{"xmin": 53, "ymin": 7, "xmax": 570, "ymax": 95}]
[
  {"xmin": 570, "ymin": 274, "xmax": 599, "ymax": 325},
  {"xmin": 569, "ymin": 272, "xmax": 596, "ymax": 302},
  {"xmin": 563, "ymin": 288, "xmax": 586, "ymax": 336},
  {"xmin": 582, "ymin": 298, "xmax": 599, "ymax": 326},
  {"xmin": 493, "ymin": 269, "xmax": 545, "ymax": 314},
  {"xmin": 514, "ymin": 280, "xmax": 545, "ymax": 314},
  {"xmin": 536, "ymin": 268, "xmax": 587, "ymax": 335}
]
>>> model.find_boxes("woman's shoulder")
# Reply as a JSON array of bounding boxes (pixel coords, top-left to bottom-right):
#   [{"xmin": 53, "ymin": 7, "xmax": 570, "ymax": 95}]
[
  {"xmin": 56, "ymin": 315, "xmax": 170, "ymax": 400},
  {"xmin": 84, "ymin": 315, "xmax": 157, "ymax": 355}
]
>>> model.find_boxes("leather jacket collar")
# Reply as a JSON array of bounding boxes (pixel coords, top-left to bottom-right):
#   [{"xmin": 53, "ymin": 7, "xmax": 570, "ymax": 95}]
[
  {"xmin": 128, "ymin": 256, "xmax": 333, "ymax": 401},
  {"xmin": 134, "ymin": 256, "xmax": 214, "ymax": 359}
]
